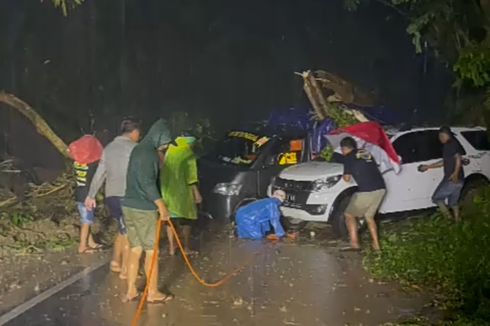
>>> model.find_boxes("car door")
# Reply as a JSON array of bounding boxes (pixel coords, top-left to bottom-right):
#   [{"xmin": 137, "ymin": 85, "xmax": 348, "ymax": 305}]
[
  {"xmin": 380, "ymin": 130, "xmax": 444, "ymax": 213},
  {"xmin": 256, "ymin": 138, "xmax": 305, "ymax": 197}
]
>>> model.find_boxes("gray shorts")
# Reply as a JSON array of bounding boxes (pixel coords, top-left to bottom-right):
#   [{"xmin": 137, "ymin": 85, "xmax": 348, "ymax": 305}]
[{"xmin": 345, "ymin": 189, "xmax": 386, "ymax": 220}]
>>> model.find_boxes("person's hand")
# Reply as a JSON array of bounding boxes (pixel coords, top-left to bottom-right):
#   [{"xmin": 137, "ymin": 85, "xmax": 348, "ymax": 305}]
[
  {"xmin": 85, "ymin": 198, "xmax": 97, "ymax": 211},
  {"xmin": 194, "ymin": 190, "xmax": 203, "ymax": 204},
  {"xmin": 418, "ymin": 164, "xmax": 429, "ymax": 172},
  {"xmin": 159, "ymin": 207, "xmax": 171, "ymax": 222}
]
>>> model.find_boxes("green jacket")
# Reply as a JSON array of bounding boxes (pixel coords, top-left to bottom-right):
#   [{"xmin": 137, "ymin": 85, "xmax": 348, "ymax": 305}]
[
  {"xmin": 161, "ymin": 137, "xmax": 198, "ymax": 219},
  {"xmin": 123, "ymin": 119, "xmax": 173, "ymax": 211}
]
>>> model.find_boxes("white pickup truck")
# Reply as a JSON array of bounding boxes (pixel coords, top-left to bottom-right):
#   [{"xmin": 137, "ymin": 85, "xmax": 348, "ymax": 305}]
[{"xmin": 270, "ymin": 127, "xmax": 490, "ymax": 237}]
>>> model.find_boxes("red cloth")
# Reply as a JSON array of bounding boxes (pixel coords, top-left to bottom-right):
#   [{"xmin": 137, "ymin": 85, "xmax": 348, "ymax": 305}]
[
  {"xmin": 327, "ymin": 122, "xmax": 401, "ymax": 173},
  {"xmin": 68, "ymin": 135, "xmax": 103, "ymax": 164}
]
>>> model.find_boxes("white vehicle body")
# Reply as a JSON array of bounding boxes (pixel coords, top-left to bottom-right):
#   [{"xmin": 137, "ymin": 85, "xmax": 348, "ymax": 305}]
[{"xmin": 270, "ymin": 127, "xmax": 490, "ymax": 223}]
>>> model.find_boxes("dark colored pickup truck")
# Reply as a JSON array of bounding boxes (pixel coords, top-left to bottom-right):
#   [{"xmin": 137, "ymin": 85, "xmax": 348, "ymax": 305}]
[{"xmin": 199, "ymin": 127, "xmax": 311, "ymax": 220}]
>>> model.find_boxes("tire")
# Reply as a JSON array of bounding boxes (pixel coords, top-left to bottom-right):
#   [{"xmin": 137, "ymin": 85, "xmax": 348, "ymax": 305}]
[
  {"xmin": 281, "ymin": 216, "xmax": 307, "ymax": 232},
  {"xmin": 330, "ymin": 193, "xmax": 367, "ymax": 239},
  {"xmin": 230, "ymin": 198, "xmax": 257, "ymax": 223},
  {"xmin": 331, "ymin": 195, "xmax": 351, "ymax": 239},
  {"xmin": 460, "ymin": 177, "xmax": 489, "ymax": 207}
]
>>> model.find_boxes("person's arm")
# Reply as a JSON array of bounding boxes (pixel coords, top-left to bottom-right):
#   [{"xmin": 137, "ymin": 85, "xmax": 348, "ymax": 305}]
[
  {"xmin": 419, "ymin": 160, "xmax": 443, "ymax": 172},
  {"xmin": 85, "ymin": 153, "xmax": 107, "ymax": 210},
  {"xmin": 449, "ymin": 153, "xmax": 462, "ymax": 182},
  {"xmin": 187, "ymin": 156, "xmax": 202, "ymax": 204},
  {"xmin": 140, "ymin": 158, "xmax": 170, "ymax": 220},
  {"xmin": 343, "ymin": 158, "xmax": 353, "ymax": 183}
]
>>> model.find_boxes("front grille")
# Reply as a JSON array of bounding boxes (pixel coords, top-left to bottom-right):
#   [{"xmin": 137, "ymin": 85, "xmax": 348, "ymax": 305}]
[{"xmin": 273, "ymin": 177, "xmax": 313, "ymax": 192}]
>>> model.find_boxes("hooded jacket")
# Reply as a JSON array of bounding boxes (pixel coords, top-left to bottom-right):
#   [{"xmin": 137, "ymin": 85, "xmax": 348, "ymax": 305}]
[{"xmin": 123, "ymin": 119, "xmax": 173, "ymax": 211}]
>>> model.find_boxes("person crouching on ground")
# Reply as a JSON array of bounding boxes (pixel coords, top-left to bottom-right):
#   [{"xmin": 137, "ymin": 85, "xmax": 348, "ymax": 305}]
[
  {"xmin": 85, "ymin": 117, "xmax": 141, "ymax": 279},
  {"xmin": 236, "ymin": 190, "xmax": 286, "ymax": 240},
  {"xmin": 340, "ymin": 137, "xmax": 386, "ymax": 252},
  {"xmin": 122, "ymin": 119, "xmax": 175, "ymax": 303},
  {"xmin": 161, "ymin": 135, "xmax": 202, "ymax": 256},
  {"xmin": 419, "ymin": 126, "xmax": 464, "ymax": 222},
  {"xmin": 68, "ymin": 135, "xmax": 104, "ymax": 254}
]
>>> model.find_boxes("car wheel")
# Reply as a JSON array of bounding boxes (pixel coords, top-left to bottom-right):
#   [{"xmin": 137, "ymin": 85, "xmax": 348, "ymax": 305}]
[
  {"xmin": 330, "ymin": 193, "xmax": 367, "ymax": 239},
  {"xmin": 281, "ymin": 216, "xmax": 307, "ymax": 232},
  {"xmin": 461, "ymin": 178, "xmax": 489, "ymax": 207},
  {"xmin": 231, "ymin": 198, "xmax": 257, "ymax": 223}
]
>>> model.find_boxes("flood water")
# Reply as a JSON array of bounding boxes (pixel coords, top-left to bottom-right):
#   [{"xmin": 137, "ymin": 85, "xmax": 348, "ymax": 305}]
[{"xmin": 3, "ymin": 221, "xmax": 431, "ymax": 326}]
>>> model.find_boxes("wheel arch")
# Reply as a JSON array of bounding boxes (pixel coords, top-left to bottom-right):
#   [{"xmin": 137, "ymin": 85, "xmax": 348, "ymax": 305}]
[
  {"xmin": 464, "ymin": 173, "xmax": 489, "ymax": 185},
  {"xmin": 327, "ymin": 186, "xmax": 358, "ymax": 224}
]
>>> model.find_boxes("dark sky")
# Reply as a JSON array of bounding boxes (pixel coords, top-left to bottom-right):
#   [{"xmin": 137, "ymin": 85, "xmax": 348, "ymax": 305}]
[{"xmin": 0, "ymin": 0, "xmax": 452, "ymax": 138}]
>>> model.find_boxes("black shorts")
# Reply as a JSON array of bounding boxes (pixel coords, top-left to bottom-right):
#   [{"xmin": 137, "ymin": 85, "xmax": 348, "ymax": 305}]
[
  {"xmin": 170, "ymin": 218, "xmax": 195, "ymax": 227},
  {"xmin": 105, "ymin": 196, "xmax": 127, "ymax": 235}
]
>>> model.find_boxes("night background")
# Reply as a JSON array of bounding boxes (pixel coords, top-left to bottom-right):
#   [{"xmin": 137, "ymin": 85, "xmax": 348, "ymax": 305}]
[{"xmin": 0, "ymin": 0, "xmax": 452, "ymax": 140}]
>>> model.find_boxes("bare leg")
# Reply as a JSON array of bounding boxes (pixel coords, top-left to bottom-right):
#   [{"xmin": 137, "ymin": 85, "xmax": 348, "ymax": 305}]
[
  {"xmin": 166, "ymin": 226, "xmax": 176, "ymax": 256},
  {"xmin": 144, "ymin": 250, "xmax": 167, "ymax": 301},
  {"xmin": 110, "ymin": 235, "xmax": 122, "ymax": 272},
  {"xmin": 87, "ymin": 232, "xmax": 101, "ymax": 248},
  {"xmin": 119, "ymin": 235, "xmax": 130, "ymax": 279},
  {"xmin": 182, "ymin": 225, "xmax": 192, "ymax": 253},
  {"xmin": 437, "ymin": 202, "xmax": 452, "ymax": 219},
  {"xmin": 344, "ymin": 213, "xmax": 360, "ymax": 249},
  {"xmin": 366, "ymin": 218, "xmax": 381, "ymax": 251},
  {"xmin": 125, "ymin": 246, "xmax": 142, "ymax": 301},
  {"xmin": 78, "ymin": 224, "xmax": 90, "ymax": 253},
  {"xmin": 452, "ymin": 206, "xmax": 461, "ymax": 223}
]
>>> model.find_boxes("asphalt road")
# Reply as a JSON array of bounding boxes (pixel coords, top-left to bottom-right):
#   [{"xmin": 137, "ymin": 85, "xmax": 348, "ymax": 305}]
[{"xmin": 1, "ymin": 222, "xmax": 429, "ymax": 326}]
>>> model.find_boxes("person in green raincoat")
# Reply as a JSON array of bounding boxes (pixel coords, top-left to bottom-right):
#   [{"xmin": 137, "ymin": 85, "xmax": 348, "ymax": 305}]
[{"xmin": 161, "ymin": 135, "xmax": 202, "ymax": 255}]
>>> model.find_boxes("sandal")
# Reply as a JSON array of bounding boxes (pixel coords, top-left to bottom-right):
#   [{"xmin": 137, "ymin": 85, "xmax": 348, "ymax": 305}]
[
  {"xmin": 147, "ymin": 293, "xmax": 174, "ymax": 304},
  {"xmin": 89, "ymin": 243, "xmax": 104, "ymax": 250},
  {"xmin": 122, "ymin": 292, "xmax": 140, "ymax": 303},
  {"xmin": 340, "ymin": 247, "xmax": 361, "ymax": 252},
  {"xmin": 79, "ymin": 247, "xmax": 101, "ymax": 254},
  {"xmin": 110, "ymin": 261, "xmax": 122, "ymax": 273}
]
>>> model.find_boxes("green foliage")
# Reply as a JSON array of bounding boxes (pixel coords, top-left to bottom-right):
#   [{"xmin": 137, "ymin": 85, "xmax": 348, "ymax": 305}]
[
  {"xmin": 48, "ymin": 0, "xmax": 85, "ymax": 16},
  {"xmin": 454, "ymin": 46, "xmax": 490, "ymax": 88},
  {"xmin": 365, "ymin": 187, "xmax": 490, "ymax": 323},
  {"xmin": 10, "ymin": 212, "xmax": 33, "ymax": 228}
]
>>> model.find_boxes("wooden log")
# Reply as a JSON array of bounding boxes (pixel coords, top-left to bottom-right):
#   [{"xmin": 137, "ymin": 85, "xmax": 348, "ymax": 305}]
[{"xmin": 0, "ymin": 92, "xmax": 70, "ymax": 159}]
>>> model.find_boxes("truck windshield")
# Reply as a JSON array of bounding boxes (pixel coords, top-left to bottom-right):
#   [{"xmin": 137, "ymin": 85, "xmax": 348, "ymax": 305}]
[{"xmin": 209, "ymin": 131, "xmax": 270, "ymax": 166}]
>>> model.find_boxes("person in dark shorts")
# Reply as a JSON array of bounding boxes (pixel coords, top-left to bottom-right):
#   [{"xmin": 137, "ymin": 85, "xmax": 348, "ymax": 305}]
[
  {"xmin": 122, "ymin": 119, "xmax": 175, "ymax": 303},
  {"xmin": 69, "ymin": 135, "xmax": 104, "ymax": 254},
  {"xmin": 419, "ymin": 126, "xmax": 464, "ymax": 222},
  {"xmin": 160, "ymin": 136, "xmax": 202, "ymax": 255},
  {"xmin": 85, "ymin": 117, "xmax": 141, "ymax": 278},
  {"xmin": 341, "ymin": 137, "xmax": 386, "ymax": 251}
]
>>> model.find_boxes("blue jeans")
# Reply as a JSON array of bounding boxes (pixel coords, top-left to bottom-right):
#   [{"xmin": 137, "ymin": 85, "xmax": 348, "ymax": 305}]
[
  {"xmin": 432, "ymin": 179, "xmax": 463, "ymax": 208},
  {"xmin": 105, "ymin": 197, "xmax": 127, "ymax": 235},
  {"xmin": 77, "ymin": 202, "xmax": 95, "ymax": 225}
]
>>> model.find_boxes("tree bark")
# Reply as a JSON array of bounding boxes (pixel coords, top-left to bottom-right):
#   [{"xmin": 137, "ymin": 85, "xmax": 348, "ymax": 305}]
[{"xmin": 0, "ymin": 92, "xmax": 69, "ymax": 159}]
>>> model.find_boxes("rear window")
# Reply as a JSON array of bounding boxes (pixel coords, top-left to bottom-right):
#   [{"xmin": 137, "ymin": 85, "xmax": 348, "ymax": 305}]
[{"xmin": 461, "ymin": 131, "xmax": 490, "ymax": 151}]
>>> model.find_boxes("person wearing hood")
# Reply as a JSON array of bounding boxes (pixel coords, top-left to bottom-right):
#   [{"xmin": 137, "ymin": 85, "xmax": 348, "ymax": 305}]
[
  {"xmin": 160, "ymin": 135, "xmax": 202, "ymax": 256},
  {"xmin": 122, "ymin": 119, "xmax": 174, "ymax": 303}
]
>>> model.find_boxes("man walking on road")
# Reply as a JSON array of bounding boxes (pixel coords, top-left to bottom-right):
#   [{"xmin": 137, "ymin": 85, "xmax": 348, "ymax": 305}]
[
  {"xmin": 419, "ymin": 126, "xmax": 464, "ymax": 222},
  {"xmin": 341, "ymin": 137, "xmax": 386, "ymax": 251},
  {"xmin": 122, "ymin": 119, "xmax": 174, "ymax": 303},
  {"xmin": 85, "ymin": 117, "xmax": 141, "ymax": 279}
]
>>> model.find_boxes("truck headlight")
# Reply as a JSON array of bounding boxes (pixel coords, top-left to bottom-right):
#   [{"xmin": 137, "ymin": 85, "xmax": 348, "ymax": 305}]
[
  {"xmin": 311, "ymin": 175, "xmax": 341, "ymax": 192},
  {"xmin": 213, "ymin": 183, "xmax": 243, "ymax": 196}
]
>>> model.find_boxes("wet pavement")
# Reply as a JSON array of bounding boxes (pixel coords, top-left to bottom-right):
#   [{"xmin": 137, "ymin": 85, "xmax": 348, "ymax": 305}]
[{"xmin": 1, "ymin": 222, "xmax": 431, "ymax": 326}]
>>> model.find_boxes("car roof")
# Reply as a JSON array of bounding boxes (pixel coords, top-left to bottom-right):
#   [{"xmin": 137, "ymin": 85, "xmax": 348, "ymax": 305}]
[{"xmin": 388, "ymin": 126, "xmax": 486, "ymax": 136}]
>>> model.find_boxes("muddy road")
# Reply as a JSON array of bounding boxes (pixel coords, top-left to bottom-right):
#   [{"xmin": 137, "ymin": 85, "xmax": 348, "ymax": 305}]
[{"xmin": 1, "ymin": 221, "xmax": 433, "ymax": 326}]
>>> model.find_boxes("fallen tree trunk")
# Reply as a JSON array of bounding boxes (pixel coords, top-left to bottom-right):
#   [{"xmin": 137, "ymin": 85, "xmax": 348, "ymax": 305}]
[{"xmin": 0, "ymin": 91, "xmax": 69, "ymax": 159}]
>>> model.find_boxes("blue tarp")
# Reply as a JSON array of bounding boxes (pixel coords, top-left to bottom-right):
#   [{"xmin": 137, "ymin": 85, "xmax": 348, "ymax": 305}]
[{"xmin": 236, "ymin": 198, "xmax": 286, "ymax": 240}]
